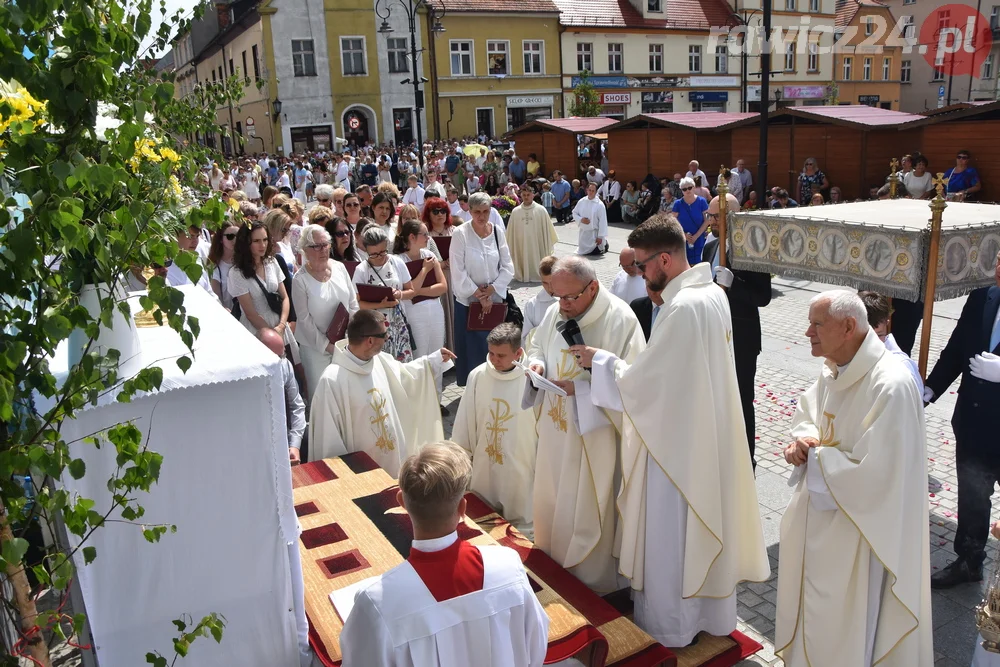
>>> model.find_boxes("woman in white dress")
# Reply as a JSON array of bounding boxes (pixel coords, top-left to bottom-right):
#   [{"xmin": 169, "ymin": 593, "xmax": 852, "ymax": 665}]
[
  {"xmin": 392, "ymin": 220, "xmax": 448, "ymax": 359},
  {"xmin": 208, "ymin": 219, "xmax": 242, "ymax": 313},
  {"xmin": 353, "ymin": 226, "xmax": 415, "ymax": 362},
  {"xmin": 292, "ymin": 224, "xmax": 359, "ymax": 401},
  {"xmin": 227, "ymin": 220, "xmax": 298, "ymax": 358},
  {"xmin": 241, "ymin": 164, "xmax": 261, "ymax": 201}
]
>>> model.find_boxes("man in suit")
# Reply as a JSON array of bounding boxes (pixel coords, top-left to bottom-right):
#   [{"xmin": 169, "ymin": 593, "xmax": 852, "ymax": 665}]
[
  {"xmin": 703, "ymin": 195, "xmax": 772, "ymax": 469},
  {"xmin": 926, "ymin": 249, "xmax": 1000, "ymax": 588},
  {"xmin": 629, "ymin": 284, "xmax": 661, "ymax": 343}
]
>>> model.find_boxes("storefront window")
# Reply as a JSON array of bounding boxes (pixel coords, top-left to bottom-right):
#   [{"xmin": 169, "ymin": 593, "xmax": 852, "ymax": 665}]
[
  {"xmin": 642, "ymin": 103, "xmax": 673, "ymax": 113},
  {"xmin": 507, "ymin": 106, "xmax": 552, "ymax": 130},
  {"xmin": 692, "ymin": 101, "xmax": 725, "ymax": 112},
  {"xmin": 598, "ymin": 105, "xmax": 626, "ymax": 121}
]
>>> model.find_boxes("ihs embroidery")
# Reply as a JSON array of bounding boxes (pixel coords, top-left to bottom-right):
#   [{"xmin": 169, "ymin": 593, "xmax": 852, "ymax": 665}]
[
  {"xmin": 547, "ymin": 349, "xmax": 582, "ymax": 433},
  {"xmin": 368, "ymin": 388, "xmax": 395, "ymax": 452},
  {"xmin": 485, "ymin": 398, "xmax": 514, "ymax": 465}
]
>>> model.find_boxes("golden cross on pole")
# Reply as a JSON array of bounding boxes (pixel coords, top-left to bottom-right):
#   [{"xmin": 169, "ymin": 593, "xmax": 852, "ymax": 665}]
[
  {"xmin": 888, "ymin": 158, "xmax": 900, "ymax": 198},
  {"xmin": 932, "ymin": 172, "xmax": 948, "ymax": 200}
]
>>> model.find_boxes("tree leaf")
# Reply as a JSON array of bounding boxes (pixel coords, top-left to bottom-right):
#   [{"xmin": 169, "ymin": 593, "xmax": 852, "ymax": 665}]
[
  {"xmin": 82, "ymin": 547, "xmax": 97, "ymax": 565},
  {"xmin": 68, "ymin": 458, "xmax": 86, "ymax": 479},
  {"xmin": 1, "ymin": 538, "xmax": 29, "ymax": 566}
]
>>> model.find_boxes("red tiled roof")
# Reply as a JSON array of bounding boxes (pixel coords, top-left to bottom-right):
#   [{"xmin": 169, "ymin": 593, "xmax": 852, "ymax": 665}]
[
  {"xmin": 836, "ymin": 0, "xmax": 890, "ymax": 28},
  {"xmin": 780, "ymin": 105, "xmax": 924, "ymax": 127},
  {"xmin": 554, "ymin": 0, "xmax": 739, "ymax": 30},
  {"xmin": 438, "ymin": 0, "xmax": 559, "ymax": 12},
  {"xmin": 510, "ymin": 117, "xmax": 619, "ymax": 135}
]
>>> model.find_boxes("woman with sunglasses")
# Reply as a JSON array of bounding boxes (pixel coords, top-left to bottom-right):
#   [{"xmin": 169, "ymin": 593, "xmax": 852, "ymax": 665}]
[
  {"xmin": 208, "ymin": 220, "xmax": 242, "ymax": 312},
  {"xmin": 671, "ymin": 177, "xmax": 710, "ymax": 266},
  {"xmin": 228, "ymin": 220, "xmax": 296, "ymax": 362},
  {"xmin": 325, "ymin": 216, "xmax": 358, "ymax": 263},
  {"xmin": 354, "ymin": 226, "xmax": 415, "ymax": 362},
  {"xmin": 423, "ymin": 197, "xmax": 458, "ymax": 349},
  {"xmin": 392, "ymin": 220, "xmax": 447, "ymax": 363},
  {"xmin": 797, "ymin": 157, "xmax": 829, "ymax": 205},
  {"xmin": 292, "ymin": 224, "xmax": 359, "ymax": 401},
  {"xmin": 342, "ymin": 191, "xmax": 363, "ymax": 228}
]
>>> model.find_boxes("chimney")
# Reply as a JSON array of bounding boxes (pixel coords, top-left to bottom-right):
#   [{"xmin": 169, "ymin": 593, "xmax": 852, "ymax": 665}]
[{"xmin": 217, "ymin": 2, "xmax": 232, "ymax": 30}]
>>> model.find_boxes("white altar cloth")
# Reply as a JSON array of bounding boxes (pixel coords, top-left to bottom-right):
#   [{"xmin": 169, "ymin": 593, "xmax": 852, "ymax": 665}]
[{"xmin": 43, "ymin": 287, "xmax": 301, "ymax": 666}]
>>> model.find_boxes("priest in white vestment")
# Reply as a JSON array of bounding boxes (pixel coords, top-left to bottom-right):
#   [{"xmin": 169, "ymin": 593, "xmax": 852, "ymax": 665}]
[
  {"xmin": 524, "ymin": 257, "xmax": 645, "ymax": 592},
  {"xmin": 610, "ymin": 248, "xmax": 647, "ymax": 305},
  {"xmin": 571, "ymin": 183, "xmax": 608, "ymax": 256},
  {"xmin": 573, "ymin": 216, "xmax": 769, "ymax": 646},
  {"xmin": 453, "ymin": 323, "xmax": 537, "ymax": 531},
  {"xmin": 341, "ymin": 443, "xmax": 549, "ymax": 667},
  {"xmin": 506, "ymin": 183, "xmax": 558, "ymax": 282},
  {"xmin": 776, "ymin": 290, "xmax": 932, "ymax": 667},
  {"xmin": 309, "ymin": 310, "xmax": 450, "ymax": 476}
]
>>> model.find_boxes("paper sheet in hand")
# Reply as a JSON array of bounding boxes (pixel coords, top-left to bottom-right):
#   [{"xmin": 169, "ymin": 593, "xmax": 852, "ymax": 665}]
[
  {"xmin": 514, "ymin": 360, "xmax": 567, "ymax": 397},
  {"xmin": 329, "ymin": 575, "xmax": 381, "ymax": 623}
]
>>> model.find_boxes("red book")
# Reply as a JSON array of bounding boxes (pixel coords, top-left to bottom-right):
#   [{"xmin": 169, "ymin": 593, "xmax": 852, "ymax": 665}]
[
  {"xmin": 342, "ymin": 261, "xmax": 360, "ymax": 279},
  {"xmin": 433, "ymin": 236, "xmax": 452, "ymax": 262},
  {"xmin": 356, "ymin": 283, "xmax": 394, "ymax": 304},
  {"xmin": 466, "ymin": 302, "xmax": 508, "ymax": 331},
  {"xmin": 325, "ymin": 303, "xmax": 350, "ymax": 344},
  {"xmin": 405, "ymin": 259, "xmax": 441, "ymax": 305}
]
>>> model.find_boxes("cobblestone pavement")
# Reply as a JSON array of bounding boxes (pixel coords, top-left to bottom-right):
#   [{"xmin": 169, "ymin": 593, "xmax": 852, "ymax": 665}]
[{"xmin": 439, "ymin": 217, "xmax": 995, "ymax": 666}]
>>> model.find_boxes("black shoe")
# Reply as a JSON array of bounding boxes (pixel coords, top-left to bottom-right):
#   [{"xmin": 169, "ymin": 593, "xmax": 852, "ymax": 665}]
[
  {"xmin": 931, "ymin": 558, "xmax": 983, "ymax": 589},
  {"xmin": 440, "ymin": 405, "xmax": 450, "ymax": 417}
]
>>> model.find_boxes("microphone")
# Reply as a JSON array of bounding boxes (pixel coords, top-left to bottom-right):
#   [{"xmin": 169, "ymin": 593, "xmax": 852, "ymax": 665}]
[{"xmin": 557, "ymin": 319, "xmax": 589, "ymax": 369}]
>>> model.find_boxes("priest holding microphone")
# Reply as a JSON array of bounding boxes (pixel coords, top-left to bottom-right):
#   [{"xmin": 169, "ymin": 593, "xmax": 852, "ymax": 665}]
[{"xmin": 568, "ymin": 215, "xmax": 769, "ymax": 646}]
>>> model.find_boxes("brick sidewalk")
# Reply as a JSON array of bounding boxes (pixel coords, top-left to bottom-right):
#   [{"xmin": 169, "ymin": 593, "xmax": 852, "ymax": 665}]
[{"xmin": 441, "ymin": 219, "xmax": 993, "ymax": 666}]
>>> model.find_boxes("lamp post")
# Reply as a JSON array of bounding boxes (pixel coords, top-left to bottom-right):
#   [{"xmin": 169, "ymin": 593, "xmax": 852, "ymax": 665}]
[
  {"xmin": 376, "ymin": 0, "xmax": 446, "ymax": 179},
  {"xmin": 757, "ymin": 0, "xmax": 772, "ymax": 201},
  {"xmin": 731, "ymin": 7, "xmax": 762, "ymax": 113}
]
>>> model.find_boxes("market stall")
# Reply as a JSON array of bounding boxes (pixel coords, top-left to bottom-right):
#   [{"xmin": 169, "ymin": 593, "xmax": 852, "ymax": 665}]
[
  {"xmin": 47, "ymin": 287, "xmax": 304, "ymax": 666},
  {"xmin": 504, "ymin": 117, "xmax": 617, "ymax": 181},
  {"xmin": 728, "ymin": 188, "xmax": 1000, "ymax": 373},
  {"xmin": 605, "ymin": 113, "xmax": 756, "ymax": 186}
]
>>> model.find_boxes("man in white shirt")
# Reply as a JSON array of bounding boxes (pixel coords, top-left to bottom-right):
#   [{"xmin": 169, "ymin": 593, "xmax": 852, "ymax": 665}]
[
  {"xmin": 610, "ymin": 247, "xmax": 647, "ymax": 304},
  {"xmin": 733, "ymin": 159, "xmax": 752, "ymax": 203},
  {"xmin": 597, "ymin": 170, "xmax": 621, "ymax": 206},
  {"xmin": 402, "ymin": 174, "xmax": 426, "ymax": 213},
  {"xmin": 341, "ymin": 442, "xmax": 549, "ymax": 667},
  {"xmin": 585, "ymin": 165, "xmax": 605, "ymax": 186},
  {"xmin": 335, "ymin": 153, "xmax": 351, "ymax": 192},
  {"xmin": 685, "ymin": 160, "xmax": 708, "ymax": 189},
  {"xmin": 571, "ymin": 183, "xmax": 608, "ymax": 255}
]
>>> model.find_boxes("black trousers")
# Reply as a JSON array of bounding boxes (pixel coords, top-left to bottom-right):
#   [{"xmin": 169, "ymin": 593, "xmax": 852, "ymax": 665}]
[
  {"xmin": 890, "ymin": 298, "xmax": 923, "ymax": 357},
  {"xmin": 734, "ymin": 346, "xmax": 759, "ymax": 470},
  {"xmin": 954, "ymin": 448, "xmax": 1000, "ymax": 566},
  {"xmin": 554, "ymin": 206, "xmax": 571, "ymax": 224}
]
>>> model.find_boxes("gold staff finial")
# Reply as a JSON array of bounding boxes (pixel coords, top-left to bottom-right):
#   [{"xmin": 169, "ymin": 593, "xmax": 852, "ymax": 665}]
[
  {"xmin": 888, "ymin": 158, "xmax": 900, "ymax": 198},
  {"xmin": 932, "ymin": 172, "xmax": 948, "ymax": 201}
]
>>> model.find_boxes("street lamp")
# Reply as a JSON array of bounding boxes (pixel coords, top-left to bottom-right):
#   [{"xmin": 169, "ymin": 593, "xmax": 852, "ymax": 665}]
[
  {"xmin": 272, "ymin": 99, "xmax": 282, "ymax": 117},
  {"xmin": 375, "ymin": 0, "xmax": 446, "ymax": 177}
]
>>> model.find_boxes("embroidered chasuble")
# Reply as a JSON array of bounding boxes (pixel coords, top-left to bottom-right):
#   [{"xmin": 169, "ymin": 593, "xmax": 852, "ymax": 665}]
[
  {"xmin": 524, "ymin": 286, "xmax": 645, "ymax": 592},
  {"xmin": 453, "ymin": 360, "xmax": 538, "ymax": 529},
  {"xmin": 308, "ymin": 340, "xmax": 444, "ymax": 477},
  {"xmin": 775, "ymin": 329, "xmax": 933, "ymax": 667}
]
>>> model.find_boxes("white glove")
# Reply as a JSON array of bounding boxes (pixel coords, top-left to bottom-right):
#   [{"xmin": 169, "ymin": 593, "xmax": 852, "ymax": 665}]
[
  {"xmin": 715, "ymin": 266, "xmax": 735, "ymax": 288},
  {"xmin": 922, "ymin": 386, "xmax": 935, "ymax": 403},
  {"xmin": 970, "ymin": 352, "xmax": 1000, "ymax": 383}
]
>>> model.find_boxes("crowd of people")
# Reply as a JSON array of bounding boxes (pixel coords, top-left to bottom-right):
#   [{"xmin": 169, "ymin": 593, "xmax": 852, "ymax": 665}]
[{"xmin": 144, "ymin": 132, "xmax": 1000, "ymax": 667}]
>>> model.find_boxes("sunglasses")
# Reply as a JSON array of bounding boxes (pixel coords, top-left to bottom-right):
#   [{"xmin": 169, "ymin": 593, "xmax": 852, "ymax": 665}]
[
  {"xmin": 430, "ymin": 208, "xmax": 449, "ymax": 215},
  {"xmin": 224, "ymin": 232, "xmax": 238, "ymax": 241},
  {"xmin": 333, "ymin": 230, "xmax": 351, "ymax": 238},
  {"xmin": 681, "ymin": 186, "xmax": 693, "ymax": 191},
  {"xmin": 345, "ymin": 202, "xmax": 361, "ymax": 208},
  {"xmin": 361, "ymin": 331, "xmax": 388, "ymax": 339},
  {"xmin": 957, "ymin": 155, "xmax": 970, "ymax": 159}
]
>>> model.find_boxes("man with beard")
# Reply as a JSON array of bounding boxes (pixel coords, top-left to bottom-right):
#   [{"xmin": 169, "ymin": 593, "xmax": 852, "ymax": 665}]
[{"xmin": 571, "ymin": 215, "xmax": 769, "ymax": 646}]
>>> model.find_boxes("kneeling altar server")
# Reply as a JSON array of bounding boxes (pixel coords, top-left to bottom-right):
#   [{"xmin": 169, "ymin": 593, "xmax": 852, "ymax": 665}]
[
  {"xmin": 776, "ymin": 290, "xmax": 932, "ymax": 667},
  {"xmin": 309, "ymin": 309, "xmax": 452, "ymax": 476},
  {"xmin": 340, "ymin": 442, "xmax": 549, "ymax": 667}
]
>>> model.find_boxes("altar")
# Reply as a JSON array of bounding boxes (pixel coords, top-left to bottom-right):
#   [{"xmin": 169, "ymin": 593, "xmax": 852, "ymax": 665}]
[{"xmin": 47, "ymin": 287, "xmax": 304, "ymax": 666}]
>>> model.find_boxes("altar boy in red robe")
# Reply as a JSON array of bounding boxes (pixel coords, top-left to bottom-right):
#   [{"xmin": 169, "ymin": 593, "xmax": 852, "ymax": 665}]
[{"xmin": 340, "ymin": 442, "xmax": 549, "ymax": 667}]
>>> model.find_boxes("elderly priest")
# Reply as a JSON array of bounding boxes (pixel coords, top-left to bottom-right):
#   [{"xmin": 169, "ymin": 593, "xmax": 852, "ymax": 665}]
[
  {"xmin": 309, "ymin": 310, "xmax": 454, "ymax": 476},
  {"xmin": 776, "ymin": 290, "xmax": 932, "ymax": 667},
  {"xmin": 524, "ymin": 256, "xmax": 645, "ymax": 592},
  {"xmin": 571, "ymin": 216, "xmax": 769, "ymax": 646}
]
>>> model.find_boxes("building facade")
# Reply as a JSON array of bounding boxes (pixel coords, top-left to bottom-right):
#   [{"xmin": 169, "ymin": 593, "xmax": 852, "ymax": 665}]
[
  {"xmin": 833, "ymin": 0, "xmax": 902, "ymax": 109},
  {"xmin": 556, "ymin": 0, "xmax": 742, "ymax": 117},
  {"xmin": 428, "ymin": 0, "xmax": 563, "ymax": 138},
  {"xmin": 880, "ymin": 0, "xmax": 997, "ymax": 111}
]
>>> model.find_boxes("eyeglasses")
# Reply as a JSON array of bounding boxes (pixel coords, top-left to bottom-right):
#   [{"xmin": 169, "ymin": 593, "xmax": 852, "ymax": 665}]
[
  {"xmin": 345, "ymin": 202, "xmax": 361, "ymax": 208},
  {"xmin": 224, "ymin": 233, "xmax": 238, "ymax": 241},
  {"xmin": 681, "ymin": 186, "xmax": 693, "ymax": 191},
  {"xmin": 368, "ymin": 250, "xmax": 388, "ymax": 259},
  {"xmin": 308, "ymin": 243, "xmax": 331, "ymax": 251},
  {"xmin": 333, "ymin": 230, "xmax": 351, "ymax": 238},
  {"xmin": 957, "ymin": 154, "xmax": 970, "ymax": 159},
  {"xmin": 634, "ymin": 252, "xmax": 665, "ymax": 273},
  {"xmin": 430, "ymin": 207, "xmax": 449, "ymax": 215},
  {"xmin": 554, "ymin": 281, "xmax": 594, "ymax": 302}
]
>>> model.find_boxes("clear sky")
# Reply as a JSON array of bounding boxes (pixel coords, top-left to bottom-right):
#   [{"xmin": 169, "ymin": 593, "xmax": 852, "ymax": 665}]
[{"xmin": 141, "ymin": 0, "xmax": 203, "ymax": 59}]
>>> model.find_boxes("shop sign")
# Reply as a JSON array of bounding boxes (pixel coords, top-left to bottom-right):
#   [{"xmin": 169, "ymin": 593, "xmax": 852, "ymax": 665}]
[
  {"xmin": 783, "ymin": 85, "xmax": 826, "ymax": 99},
  {"xmin": 600, "ymin": 92, "xmax": 632, "ymax": 104},
  {"xmin": 506, "ymin": 95, "xmax": 554, "ymax": 108}
]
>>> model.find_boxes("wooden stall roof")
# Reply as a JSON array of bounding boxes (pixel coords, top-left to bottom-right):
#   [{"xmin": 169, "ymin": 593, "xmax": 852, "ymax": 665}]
[
  {"xmin": 919, "ymin": 101, "xmax": 993, "ymax": 117},
  {"xmin": 504, "ymin": 117, "xmax": 618, "ymax": 138},
  {"xmin": 901, "ymin": 100, "xmax": 1000, "ymax": 128},
  {"xmin": 754, "ymin": 105, "xmax": 925, "ymax": 128},
  {"xmin": 607, "ymin": 112, "xmax": 759, "ymax": 132}
]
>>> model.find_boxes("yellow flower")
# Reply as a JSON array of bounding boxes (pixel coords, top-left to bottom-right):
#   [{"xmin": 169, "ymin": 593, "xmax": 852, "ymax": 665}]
[
  {"xmin": 167, "ymin": 174, "xmax": 183, "ymax": 199},
  {"xmin": 157, "ymin": 146, "xmax": 181, "ymax": 163}
]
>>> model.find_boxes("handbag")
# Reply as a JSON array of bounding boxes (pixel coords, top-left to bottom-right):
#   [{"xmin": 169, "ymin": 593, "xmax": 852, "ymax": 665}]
[
  {"xmin": 491, "ymin": 225, "xmax": 524, "ymax": 328},
  {"xmin": 367, "ymin": 259, "xmax": 418, "ymax": 352},
  {"xmin": 252, "ymin": 271, "xmax": 284, "ymax": 316},
  {"xmin": 220, "ymin": 265, "xmax": 241, "ymax": 320}
]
